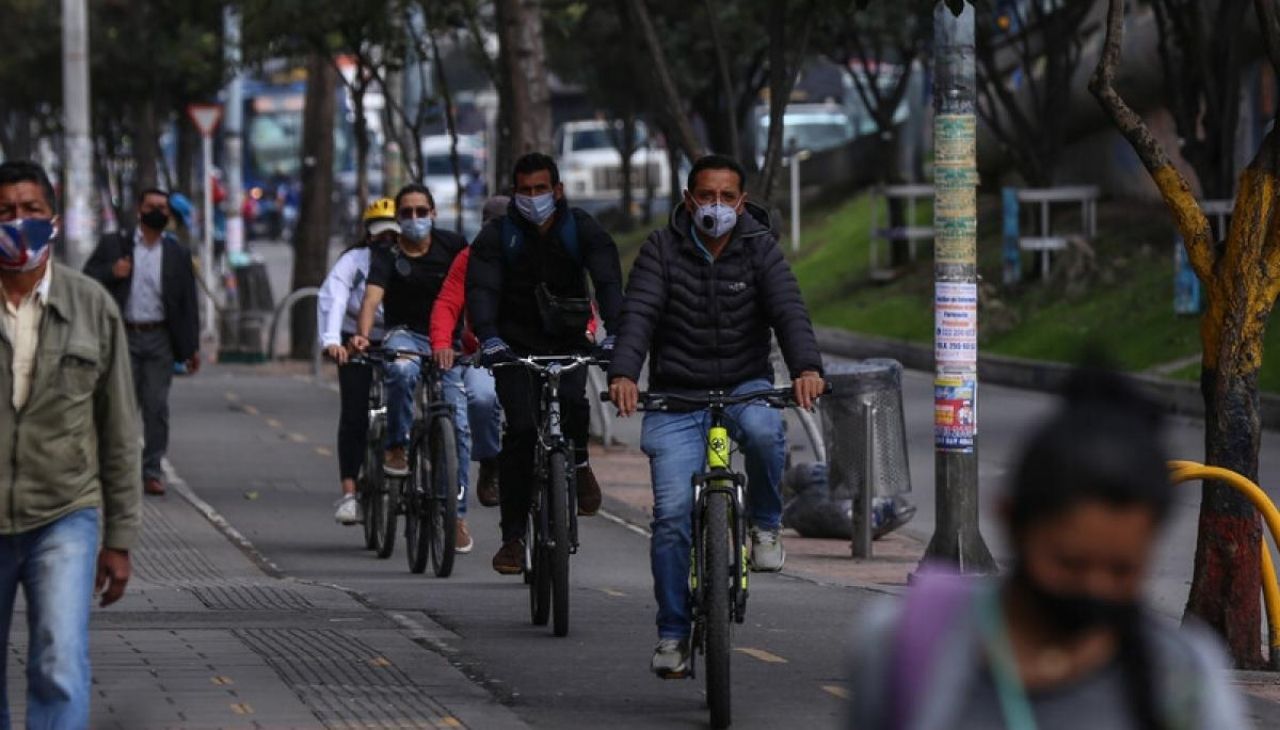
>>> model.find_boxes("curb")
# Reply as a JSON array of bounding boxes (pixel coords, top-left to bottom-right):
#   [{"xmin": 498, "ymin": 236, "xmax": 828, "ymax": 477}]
[{"xmin": 815, "ymin": 326, "xmax": 1280, "ymax": 429}]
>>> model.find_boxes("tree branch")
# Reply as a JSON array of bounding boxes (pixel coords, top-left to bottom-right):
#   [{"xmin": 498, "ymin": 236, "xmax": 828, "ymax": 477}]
[{"xmin": 1090, "ymin": 0, "xmax": 1214, "ymax": 281}]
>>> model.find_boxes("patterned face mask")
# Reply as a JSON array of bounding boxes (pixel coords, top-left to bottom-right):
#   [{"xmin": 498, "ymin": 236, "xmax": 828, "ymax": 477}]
[{"xmin": 0, "ymin": 218, "xmax": 57, "ymax": 272}]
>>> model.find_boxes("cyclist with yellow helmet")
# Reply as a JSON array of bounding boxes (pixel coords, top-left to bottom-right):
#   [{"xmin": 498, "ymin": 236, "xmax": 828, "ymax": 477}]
[{"xmin": 317, "ymin": 197, "xmax": 399, "ymax": 525}]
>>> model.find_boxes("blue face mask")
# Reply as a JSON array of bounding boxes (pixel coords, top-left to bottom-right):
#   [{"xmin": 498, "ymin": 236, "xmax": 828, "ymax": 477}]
[
  {"xmin": 401, "ymin": 216, "xmax": 433, "ymax": 243},
  {"xmin": 0, "ymin": 218, "xmax": 56, "ymax": 272},
  {"xmin": 693, "ymin": 202, "xmax": 739, "ymax": 239},
  {"xmin": 515, "ymin": 192, "xmax": 557, "ymax": 226}
]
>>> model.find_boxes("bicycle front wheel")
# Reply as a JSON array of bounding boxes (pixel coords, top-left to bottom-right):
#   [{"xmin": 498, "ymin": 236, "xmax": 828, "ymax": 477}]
[
  {"xmin": 549, "ymin": 448, "xmax": 571, "ymax": 637},
  {"xmin": 704, "ymin": 491, "xmax": 733, "ymax": 728},
  {"xmin": 361, "ymin": 435, "xmax": 383, "ymax": 550},
  {"xmin": 429, "ymin": 416, "xmax": 459, "ymax": 578}
]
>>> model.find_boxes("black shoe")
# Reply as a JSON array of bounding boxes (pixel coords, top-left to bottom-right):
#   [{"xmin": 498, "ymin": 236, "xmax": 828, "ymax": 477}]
[
  {"xmin": 576, "ymin": 465, "xmax": 601, "ymax": 516},
  {"xmin": 477, "ymin": 459, "xmax": 500, "ymax": 507}
]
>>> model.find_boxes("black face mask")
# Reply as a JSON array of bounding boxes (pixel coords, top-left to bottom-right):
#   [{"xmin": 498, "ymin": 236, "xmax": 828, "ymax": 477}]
[
  {"xmin": 1012, "ymin": 565, "xmax": 1139, "ymax": 637},
  {"xmin": 140, "ymin": 209, "xmax": 170, "ymax": 232}
]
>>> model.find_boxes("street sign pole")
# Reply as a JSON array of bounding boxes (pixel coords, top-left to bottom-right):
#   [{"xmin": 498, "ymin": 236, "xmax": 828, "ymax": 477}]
[
  {"xmin": 921, "ymin": 3, "xmax": 995, "ymax": 573},
  {"xmin": 188, "ymin": 104, "xmax": 223, "ymax": 347}
]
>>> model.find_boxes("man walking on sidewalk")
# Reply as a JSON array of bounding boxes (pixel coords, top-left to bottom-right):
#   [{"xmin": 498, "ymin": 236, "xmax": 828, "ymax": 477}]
[
  {"xmin": 0, "ymin": 160, "xmax": 141, "ymax": 728},
  {"xmin": 85, "ymin": 188, "xmax": 200, "ymax": 496}
]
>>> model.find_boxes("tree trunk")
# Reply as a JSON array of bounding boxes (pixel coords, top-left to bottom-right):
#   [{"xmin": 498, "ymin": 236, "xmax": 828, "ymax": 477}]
[
  {"xmin": 620, "ymin": 0, "xmax": 703, "ymax": 163},
  {"xmin": 133, "ymin": 98, "xmax": 159, "ymax": 199},
  {"xmin": 291, "ymin": 55, "xmax": 337, "ymax": 360},
  {"xmin": 352, "ymin": 76, "xmax": 370, "ymax": 216},
  {"xmin": 757, "ymin": 1, "xmax": 813, "ymax": 202},
  {"xmin": 617, "ymin": 114, "xmax": 636, "ymax": 232},
  {"xmin": 703, "ymin": 0, "xmax": 741, "ymax": 160},
  {"xmin": 496, "ymin": 0, "xmax": 552, "ymax": 156},
  {"xmin": 430, "ymin": 31, "xmax": 466, "ymax": 231}
]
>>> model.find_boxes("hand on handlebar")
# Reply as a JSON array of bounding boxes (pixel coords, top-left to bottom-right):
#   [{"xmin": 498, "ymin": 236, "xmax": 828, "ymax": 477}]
[
  {"xmin": 432, "ymin": 348, "xmax": 455, "ymax": 370},
  {"xmin": 349, "ymin": 334, "xmax": 370, "ymax": 354},
  {"xmin": 325, "ymin": 344, "xmax": 349, "ymax": 365},
  {"xmin": 793, "ymin": 371, "xmax": 826, "ymax": 412},
  {"xmin": 609, "ymin": 376, "xmax": 639, "ymax": 418},
  {"xmin": 478, "ymin": 337, "xmax": 515, "ymax": 368}
]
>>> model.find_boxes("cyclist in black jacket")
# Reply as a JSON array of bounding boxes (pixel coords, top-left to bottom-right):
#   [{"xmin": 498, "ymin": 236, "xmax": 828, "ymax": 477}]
[
  {"xmin": 609, "ymin": 154, "xmax": 825, "ymax": 676},
  {"xmin": 467, "ymin": 153, "xmax": 624, "ymax": 575}
]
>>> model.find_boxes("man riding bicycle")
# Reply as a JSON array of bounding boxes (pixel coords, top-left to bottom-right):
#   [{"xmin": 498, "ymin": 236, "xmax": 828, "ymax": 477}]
[
  {"xmin": 467, "ymin": 153, "xmax": 624, "ymax": 575},
  {"xmin": 607, "ymin": 154, "xmax": 825, "ymax": 677},
  {"xmin": 351, "ymin": 184, "xmax": 476, "ymax": 553}
]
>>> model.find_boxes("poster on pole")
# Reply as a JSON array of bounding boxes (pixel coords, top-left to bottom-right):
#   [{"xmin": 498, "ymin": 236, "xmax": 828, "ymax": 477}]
[
  {"xmin": 935, "ymin": 375, "xmax": 977, "ymax": 452},
  {"xmin": 935, "ymin": 281, "xmax": 978, "ymax": 365}
]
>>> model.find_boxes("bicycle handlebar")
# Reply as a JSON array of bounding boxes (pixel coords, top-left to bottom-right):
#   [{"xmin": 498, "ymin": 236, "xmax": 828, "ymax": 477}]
[
  {"xmin": 489, "ymin": 354, "xmax": 604, "ymax": 376},
  {"xmin": 350, "ymin": 349, "xmax": 473, "ymax": 368},
  {"xmin": 600, "ymin": 383, "xmax": 832, "ymax": 411}
]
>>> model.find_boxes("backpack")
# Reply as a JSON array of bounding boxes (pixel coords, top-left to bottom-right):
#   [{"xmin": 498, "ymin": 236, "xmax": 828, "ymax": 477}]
[{"xmin": 501, "ymin": 210, "xmax": 580, "ymax": 266}]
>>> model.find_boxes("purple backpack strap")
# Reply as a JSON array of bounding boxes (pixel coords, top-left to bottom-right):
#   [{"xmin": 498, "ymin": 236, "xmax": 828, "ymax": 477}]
[{"xmin": 890, "ymin": 565, "xmax": 979, "ymax": 730}]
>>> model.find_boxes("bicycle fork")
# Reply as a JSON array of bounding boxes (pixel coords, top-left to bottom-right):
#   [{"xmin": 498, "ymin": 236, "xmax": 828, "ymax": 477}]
[{"xmin": 690, "ymin": 425, "xmax": 751, "ymax": 632}]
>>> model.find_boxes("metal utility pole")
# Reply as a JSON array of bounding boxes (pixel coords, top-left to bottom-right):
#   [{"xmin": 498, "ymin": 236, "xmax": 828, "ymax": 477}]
[
  {"xmin": 922, "ymin": 2, "xmax": 995, "ymax": 573},
  {"xmin": 62, "ymin": 0, "xmax": 96, "ymax": 269},
  {"xmin": 223, "ymin": 6, "xmax": 246, "ymax": 262}
]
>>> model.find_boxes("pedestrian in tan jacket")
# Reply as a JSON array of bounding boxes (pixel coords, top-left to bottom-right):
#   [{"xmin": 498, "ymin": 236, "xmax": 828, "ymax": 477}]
[{"xmin": 0, "ymin": 160, "xmax": 141, "ymax": 728}]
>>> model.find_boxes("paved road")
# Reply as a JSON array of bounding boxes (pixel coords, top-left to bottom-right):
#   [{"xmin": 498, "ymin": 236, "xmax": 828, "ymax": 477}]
[{"xmin": 168, "ymin": 367, "xmax": 858, "ymax": 729}]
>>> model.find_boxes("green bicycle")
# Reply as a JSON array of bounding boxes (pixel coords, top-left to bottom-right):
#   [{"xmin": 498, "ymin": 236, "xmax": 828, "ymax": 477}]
[{"xmin": 620, "ymin": 385, "xmax": 825, "ymax": 729}]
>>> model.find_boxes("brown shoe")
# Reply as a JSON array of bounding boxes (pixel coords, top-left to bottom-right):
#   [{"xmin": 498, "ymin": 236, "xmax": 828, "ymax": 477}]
[
  {"xmin": 492, "ymin": 538, "xmax": 524, "ymax": 575},
  {"xmin": 476, "ymin": 459, "xmax": 500, "ymax": 507},
  {"xmin": 455, "ymin": 518, "xmax": 474, "ymax": 554},
  {"xmin": 144, "ymin": 477, "xmax": 166, "ymax": 496},
  {"xmin": 576, "ymin": 465, "xmax": 601, "ymax": 516},
  {"xmin": 384, "ymin": 446, "xmax": 409, "ymax": 476}
]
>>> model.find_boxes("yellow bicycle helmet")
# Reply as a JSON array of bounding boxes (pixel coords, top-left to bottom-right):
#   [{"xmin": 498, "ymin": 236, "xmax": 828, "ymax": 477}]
[
  {"xmin": 362, "ymin": 197, "xmax": 397, "ymax": 223},
  {"xmin": 362, "ymin": 197, "xmax": 400, "ymax": 237}
]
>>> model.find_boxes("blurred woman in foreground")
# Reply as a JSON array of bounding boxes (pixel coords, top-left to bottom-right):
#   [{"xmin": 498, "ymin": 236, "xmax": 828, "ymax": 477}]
[{"xmin": 849, "ymin": 368, "xmax": 1247, "ymax": 729}]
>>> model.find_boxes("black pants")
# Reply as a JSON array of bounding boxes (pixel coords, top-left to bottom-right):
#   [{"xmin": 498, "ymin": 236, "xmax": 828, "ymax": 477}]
[
  {"xmin": 337, "ymin": 358, "xmax": 373, "ymax": 481},
  {"xmin": 495, "ymin": 365, "xmax": 590, "ymax": 542}
]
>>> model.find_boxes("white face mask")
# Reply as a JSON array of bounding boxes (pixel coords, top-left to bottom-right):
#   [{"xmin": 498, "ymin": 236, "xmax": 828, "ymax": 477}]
[{"xmin": 693, "ymin": 202, "xmax": 738, "ymax": 238}]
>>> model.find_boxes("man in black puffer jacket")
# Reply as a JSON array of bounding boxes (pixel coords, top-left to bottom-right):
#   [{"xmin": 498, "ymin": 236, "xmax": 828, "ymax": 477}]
[{"xmin": 609, "ymin": 154, "xmax": 825, "ymax": 677}]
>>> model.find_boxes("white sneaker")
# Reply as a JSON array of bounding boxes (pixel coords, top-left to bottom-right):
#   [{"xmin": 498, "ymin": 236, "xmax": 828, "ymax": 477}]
[
  {"xmin": 334, "ymin": 494, "xmax": 360, "ymax": 525},
  {"xmin": 650, "ymin": 638, "xmax": 691, "ymax": 678},
  {"xmin": 749, "ymin": 526, "xmax": 785, "ymax": 572}
]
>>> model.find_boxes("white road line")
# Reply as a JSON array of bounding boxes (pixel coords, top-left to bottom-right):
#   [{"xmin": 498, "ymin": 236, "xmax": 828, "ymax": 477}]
[{"xmin": 598, "ymin": 509, "xmax": 650, "ymax": 537}]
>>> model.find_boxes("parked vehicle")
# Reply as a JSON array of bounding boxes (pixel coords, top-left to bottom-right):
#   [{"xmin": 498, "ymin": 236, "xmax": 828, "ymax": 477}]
[{"xmin": 553, "ymin": 119, "xmax": 671, "ymax": 216}]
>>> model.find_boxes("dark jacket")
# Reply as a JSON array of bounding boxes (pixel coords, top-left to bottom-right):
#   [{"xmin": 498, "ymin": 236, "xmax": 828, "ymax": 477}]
[
  {"xmin": 466, "ymin": 198, "xmax": 623, "ymax": 353},
  {"xmin": 610, "ymin": 202, "xmax": 823, "ymax": 392},
  {"xmin": 84, "ymin": 229, "xmax": 200, "ymax": 362}
]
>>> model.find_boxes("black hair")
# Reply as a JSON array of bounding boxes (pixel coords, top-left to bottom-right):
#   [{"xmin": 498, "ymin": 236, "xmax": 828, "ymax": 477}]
[
  {"xmin": 1008, "ymin": 365, "xmax": 1171, "ymax": 536},
  {"xmin": 394, "ymin": 182, "xmax": 435, "ymax": 211},
  {"xmin": 511, "ymin": 152, "xmax": 560, "ymax": 188},
  {"xmin": 137, "ymin": 187, "xmax": 170, "ymax": 205},
  {"xmin": 0, "ymin": 160, "xmax": 57, "ymax": 212},
  {"xmin": 1011, "ymin": 361, "xmax": 1170, "ymax": 730},
  {"xmin": 686, "ymin": 154, "xmax": 746, "ymax": 193}
]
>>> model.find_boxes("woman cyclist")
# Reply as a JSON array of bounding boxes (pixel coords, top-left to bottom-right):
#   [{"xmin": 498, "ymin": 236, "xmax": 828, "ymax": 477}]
[{"xmin": 317, "ymin": 198, "xmax": 399, "ymax": 525}]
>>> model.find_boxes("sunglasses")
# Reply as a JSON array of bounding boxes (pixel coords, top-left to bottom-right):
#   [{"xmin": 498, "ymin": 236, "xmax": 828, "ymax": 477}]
[{"xmin": 398, "ymin": 206, "xmax": 433, "ymax": 219}]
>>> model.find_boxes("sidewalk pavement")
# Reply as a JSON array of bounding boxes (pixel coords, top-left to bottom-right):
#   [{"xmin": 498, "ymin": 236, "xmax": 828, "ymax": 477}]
[
  {"xmin": 3, "ymin": 464, "xmax": 525, "ymax": 729},
  {"xmin": 587, "ymin": 442, "xmax": 1280, "ymax": 716}
]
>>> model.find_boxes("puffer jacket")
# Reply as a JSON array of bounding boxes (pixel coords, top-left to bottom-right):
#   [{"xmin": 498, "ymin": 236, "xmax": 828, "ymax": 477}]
[{"xmin": 610, "ymin": 202, "xmax": 823, "ymax": 392}]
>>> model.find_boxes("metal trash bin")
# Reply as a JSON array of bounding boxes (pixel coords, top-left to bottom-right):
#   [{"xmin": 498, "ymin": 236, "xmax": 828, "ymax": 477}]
[
  {"xmin": 218, "ymin": 259, "xmax": 273, "ymax": 363},
  {"xmin": 820, "ymin": 359, "xmax": 912, "ymax": 557}
]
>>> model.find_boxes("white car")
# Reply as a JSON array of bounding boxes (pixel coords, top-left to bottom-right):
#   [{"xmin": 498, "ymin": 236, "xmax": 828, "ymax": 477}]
[
  {"xmin": 420, "ymin": 134, "xmax": 485, "ymax": 217},
  {"xmin": 554, "ymin": 120, "xmax": 671, "ymax": 213}
]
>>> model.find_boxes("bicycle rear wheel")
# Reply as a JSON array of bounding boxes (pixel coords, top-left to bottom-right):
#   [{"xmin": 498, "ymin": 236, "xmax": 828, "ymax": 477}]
[
  {"xmin": 549, "ymin": 449, "xmax": 571, "ymax": 637},
  {"xmin": 405, "ymin": 439, "xmax": 430, "ymax": 574},
  {"xmin": 429, "ymin": 417, "xmax": 459, "ymax": 578},
  {"xmin": 704, "ymin": 491, "xmax": 732, "ymax": 728}
]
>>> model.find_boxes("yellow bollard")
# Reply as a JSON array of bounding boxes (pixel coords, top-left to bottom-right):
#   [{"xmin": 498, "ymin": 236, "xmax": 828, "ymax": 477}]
[{"xmin": 1168, "ymin": 461, "xmax": 1280, "ymax": 663}]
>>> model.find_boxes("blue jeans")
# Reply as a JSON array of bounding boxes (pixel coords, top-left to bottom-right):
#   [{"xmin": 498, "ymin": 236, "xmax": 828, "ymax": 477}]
[
  {"xmin": 640, "ymin": 379, "xmax": 784, "ymax": 640},
  {"xmin": 0, "ymin": 508, "xmax": 99, "ymax": 730},
  {"xmin": 463, "ymin": 365, "xmax": 501, "ymax": 462},
  {"xmin": 383, "ymin": 330, "xmax": 473, "ymax": 516}
]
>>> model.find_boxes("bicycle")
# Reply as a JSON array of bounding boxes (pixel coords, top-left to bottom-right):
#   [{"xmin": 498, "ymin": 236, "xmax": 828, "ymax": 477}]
[
  {"xmin": 612, "ymin": 386, "xmax": 825, "ymax": 729},
  {"xmin": 365, "ymin": 348, "xmax": 462, "ymax": 576},
  {"xmin": 490, "ymin": 354, "xmax": 603, "ymax": 637}
]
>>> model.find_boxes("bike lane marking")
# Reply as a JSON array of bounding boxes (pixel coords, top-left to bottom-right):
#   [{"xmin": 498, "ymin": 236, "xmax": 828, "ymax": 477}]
[
  {"xmin": 736, "ymin": 647, "xmax": 789, "ymax": 664},
  {"xmin": 822, "ymin": 684, "xmax": 849, "ymax": 700}
]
